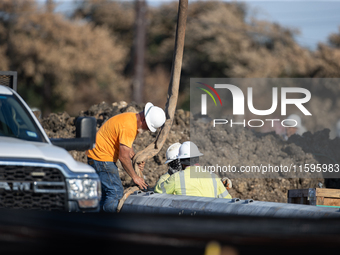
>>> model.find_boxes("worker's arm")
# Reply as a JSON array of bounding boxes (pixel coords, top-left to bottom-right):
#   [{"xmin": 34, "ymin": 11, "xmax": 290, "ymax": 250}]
[
  {"xmin": 155, "ymin": 173, "xmax": 170, "ymax": 188},
  {"xmin": 119, "ymin": 143, "xmax": 147, "ymax": 190},
  {"xmin": 129, "ymin": 147, "xmax": 145, "ymax": 171},
  {"xmin": 154, "ymin": 174, "xmax": 175, "ymax": 194},
  {"xmin": 129, "ymin": 148, "xmax": 135, "ymax": 159}
]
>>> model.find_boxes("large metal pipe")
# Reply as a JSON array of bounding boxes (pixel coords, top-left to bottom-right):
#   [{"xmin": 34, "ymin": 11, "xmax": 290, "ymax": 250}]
[{"xmin": 120, "ymin": 191, "xmax": 340, "ymax": 218}]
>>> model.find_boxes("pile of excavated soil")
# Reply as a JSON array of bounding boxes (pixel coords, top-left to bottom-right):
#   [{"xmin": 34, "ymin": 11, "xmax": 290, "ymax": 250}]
[{"xmin": 41, "ymin": 101, "xmax": 340, "ymax": 203}]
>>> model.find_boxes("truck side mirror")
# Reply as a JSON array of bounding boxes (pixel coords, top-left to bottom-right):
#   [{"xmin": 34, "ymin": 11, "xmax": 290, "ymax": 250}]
[
  {"xmin": 76, "ymin": 117, "xmax": 96, "ymax": 149},
  {"xmin": 50, "ymin": 117, "xmax": 97, "ymax": 151}
]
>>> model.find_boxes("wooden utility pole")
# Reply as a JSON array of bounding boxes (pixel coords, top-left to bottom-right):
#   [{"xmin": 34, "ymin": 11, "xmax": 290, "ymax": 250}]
[
  {"xmin": 43, "ymin": 0, "xmax": 55, "ymax": 116},
  {"xmin": 46, "ymin": 0, "xmax": 55, "ymax": 13},
  {"xmin": 132, "ymin": 0, "xmax": 147, "ymax": 104}
]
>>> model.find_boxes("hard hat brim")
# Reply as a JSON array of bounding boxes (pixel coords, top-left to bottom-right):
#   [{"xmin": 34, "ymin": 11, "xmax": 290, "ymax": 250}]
[
  {"xmin": 144, "ymin": 102, "xmax": 156, "ymax": 132},
  {"xmin": 164, "ymin": 158, "xmax": 175, "ymax": 164}
]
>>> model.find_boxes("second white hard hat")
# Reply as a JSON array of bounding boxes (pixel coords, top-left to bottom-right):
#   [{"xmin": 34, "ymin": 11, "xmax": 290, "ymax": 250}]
[
  {"xmin": 286, "ymin": 114, "xmax": 302, "ymax": 128},
  {"xmin": 144, "ymin": 102, "xmax": 166, "ymax": 132},
  {"xmin": 164, "ymin": 142, "xmax": 181, "ymax": 164},
  {"xmin": 177, "ymin": 141, "xmax": 203, "ymax": 159}
]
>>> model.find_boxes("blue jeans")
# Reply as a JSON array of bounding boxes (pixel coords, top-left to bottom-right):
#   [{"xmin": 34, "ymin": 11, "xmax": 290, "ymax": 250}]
[{"xmin": 87, "ymin": 158, "xmax": 124, "ymax": 213}]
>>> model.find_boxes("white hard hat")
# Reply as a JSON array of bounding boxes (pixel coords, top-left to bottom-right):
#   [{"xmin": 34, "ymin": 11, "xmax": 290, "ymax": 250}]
[
  {"xmin": 164, "ymin": 142, "xmax": 181, "ymax": 164},
  {"xmin": 144, "ymin": 102, "xmax": 166, "ymax": 133},
  {"xmin": 337, "ymin": 120, "xmax": 340, "ymax": 137},
  {"xmin": 286, "ymin": 114, "xmax": 302, "ymax": 128},
  {"xmin": 336, "ymin": 120, "xmax": 340, "ymax": 130},
  {"xmin": 177, "ymin": 141, "xmax": 203, "ymax": 159}
]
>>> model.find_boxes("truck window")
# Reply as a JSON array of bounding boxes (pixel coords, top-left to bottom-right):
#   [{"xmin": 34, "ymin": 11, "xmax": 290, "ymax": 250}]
[{"xmin": 0, "ymin": 95, "xmax": 46, "ymax": 143}]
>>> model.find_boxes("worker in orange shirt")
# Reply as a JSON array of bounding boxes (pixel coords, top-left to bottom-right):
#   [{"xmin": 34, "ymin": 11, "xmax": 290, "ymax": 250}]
[{"xmin": 87, "ymin": 102, "xmax": 166, "ymax": 212}]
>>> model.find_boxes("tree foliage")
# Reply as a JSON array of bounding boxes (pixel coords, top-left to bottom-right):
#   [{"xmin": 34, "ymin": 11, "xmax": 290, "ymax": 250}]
[
  {"xmin": 0, "ymin": 0, "xmax": 129, "ymax": 115},
  {"xmin": 0, "ymin": 0, "xmax": 339, "ymax": 118}
]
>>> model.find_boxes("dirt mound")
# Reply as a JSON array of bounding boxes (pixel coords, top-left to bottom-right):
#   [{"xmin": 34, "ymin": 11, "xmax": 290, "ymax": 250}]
[
  {"xmin": 191, "ymin": 119, "xmax": 340, "ymax": 201},
  {"xmin": 41, "ymin": 101, "xmax": 340, "ymax": 203}
]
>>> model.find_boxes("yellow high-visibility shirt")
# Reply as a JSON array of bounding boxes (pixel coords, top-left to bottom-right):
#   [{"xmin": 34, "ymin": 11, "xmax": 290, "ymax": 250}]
[
  {"xmin": 154, "ymin": 166, "xmax": 232, "ymax": 199},
  {"xmin": 155, "ymin": 173, "xmax": 170, "ymax": 187}
]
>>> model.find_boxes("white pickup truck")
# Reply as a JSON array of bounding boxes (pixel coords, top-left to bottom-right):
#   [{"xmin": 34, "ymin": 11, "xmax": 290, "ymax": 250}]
[{"xmin": 0, "ymin": 82, "xmax": 101, "ymax": 212}]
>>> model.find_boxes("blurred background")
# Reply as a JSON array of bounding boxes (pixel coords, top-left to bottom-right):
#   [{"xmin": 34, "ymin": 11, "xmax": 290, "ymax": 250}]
[{"xmin": 0, "ymin": 0, "xmax": 339, "ymax": 134}]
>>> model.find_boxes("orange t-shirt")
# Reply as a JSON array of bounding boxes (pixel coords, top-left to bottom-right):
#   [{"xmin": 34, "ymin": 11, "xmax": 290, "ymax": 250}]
[{"xmin": 86, "ymin": 112, "xmax": 137, "ymax": 162}]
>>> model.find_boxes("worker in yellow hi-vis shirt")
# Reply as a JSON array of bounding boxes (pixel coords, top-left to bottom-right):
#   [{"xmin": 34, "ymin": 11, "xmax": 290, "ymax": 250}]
[{"xmin": 154, "ymin": 141, "xmax": 232, "ymax": 199}]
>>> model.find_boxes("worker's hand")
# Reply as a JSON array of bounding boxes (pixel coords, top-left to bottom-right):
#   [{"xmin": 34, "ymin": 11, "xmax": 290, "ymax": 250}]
[
  {"xmin": 133, "ymin": 176, "xmax": 148, "ymax": 190},
  {"xmin": 137, "ymin": 161, "xmax": 145, "ymax": 172},
  {"xmin": 222, "ymin": 177, "xmax": 232, "ymax": 190}
]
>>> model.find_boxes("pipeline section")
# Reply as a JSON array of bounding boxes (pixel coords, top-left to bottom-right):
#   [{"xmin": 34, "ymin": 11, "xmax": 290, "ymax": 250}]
[{"xmin": 120, "ymin": 191, "xmax": 340, "ymax": 218}]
